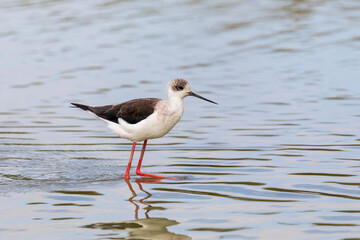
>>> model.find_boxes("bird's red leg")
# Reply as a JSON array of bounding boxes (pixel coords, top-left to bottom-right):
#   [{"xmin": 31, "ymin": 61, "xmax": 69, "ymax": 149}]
[
  {"xmin": 125, "ymin": 142, "xmax": 136, "ymax": 179},
  {"xmin": 136, "ymin": 140, "xmax": 177, "ymax": 179}
]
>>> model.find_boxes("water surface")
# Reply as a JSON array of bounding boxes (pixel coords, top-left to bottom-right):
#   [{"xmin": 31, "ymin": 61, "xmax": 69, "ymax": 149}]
[{"xmin": 1, "ymin": 0, "xmax": 360, "ymax": 239}]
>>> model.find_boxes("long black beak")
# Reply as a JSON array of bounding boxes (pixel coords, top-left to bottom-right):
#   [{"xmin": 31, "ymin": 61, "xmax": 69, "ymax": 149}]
[{"xmin": 188, "ymin": 91, "xmax": 218, "ymax": 105}]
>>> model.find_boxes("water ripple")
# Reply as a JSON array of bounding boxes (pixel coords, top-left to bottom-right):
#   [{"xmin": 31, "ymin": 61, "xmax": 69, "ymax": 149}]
[{"xmin": 0, "ymin": 0, "xmax": 360, "ymax": 239}]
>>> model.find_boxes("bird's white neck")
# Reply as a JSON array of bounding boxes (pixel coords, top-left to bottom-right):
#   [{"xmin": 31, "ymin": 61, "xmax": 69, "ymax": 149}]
[{"xmin": 166, "ymin": 94, "xmax": 184, "ymax": 117}]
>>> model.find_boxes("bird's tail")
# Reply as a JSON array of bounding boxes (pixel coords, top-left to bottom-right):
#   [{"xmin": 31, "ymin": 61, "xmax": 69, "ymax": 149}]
[{"xmin": 71, "ymin": 102, "xmax": 91, "ymax": 111}]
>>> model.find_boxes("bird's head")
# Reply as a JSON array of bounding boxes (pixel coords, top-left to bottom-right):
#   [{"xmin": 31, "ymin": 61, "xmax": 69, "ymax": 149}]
[{"xmin": 167, "ymin": 78, "xmax": 218, "ymax": 104}]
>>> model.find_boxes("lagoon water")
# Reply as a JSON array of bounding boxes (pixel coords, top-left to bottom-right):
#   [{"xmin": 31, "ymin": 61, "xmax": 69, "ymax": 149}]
[{"xmin": 1, "ymin": 0, "xmax": 360, "ymax": 239}]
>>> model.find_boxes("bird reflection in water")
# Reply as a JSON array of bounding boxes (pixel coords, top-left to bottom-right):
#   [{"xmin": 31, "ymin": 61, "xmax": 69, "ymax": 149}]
[
  {"xmin": 126, "ymin": 177, "xmax": 159, "ymax": 220},
  {"xmin": 83, "ymin": 178, "xmax": 190, "ymax": 240}
]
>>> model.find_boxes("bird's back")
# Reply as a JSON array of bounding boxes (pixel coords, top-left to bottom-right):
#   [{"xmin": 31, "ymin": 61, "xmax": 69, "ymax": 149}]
[{"xmin": 72, "ymin": 98, "xmax": 161, "ymax": 125}]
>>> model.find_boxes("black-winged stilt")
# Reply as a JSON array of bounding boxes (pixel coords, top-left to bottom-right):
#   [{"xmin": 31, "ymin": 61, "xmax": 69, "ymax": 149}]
[{"xmin": 71, "ymin": 79, "xmax": 217, "ymax": 179}]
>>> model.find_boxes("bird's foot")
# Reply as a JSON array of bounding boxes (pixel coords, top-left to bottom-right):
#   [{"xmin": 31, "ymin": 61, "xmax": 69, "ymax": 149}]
[{"xmin": 136, "ymin": 171, "xmax": 178, "ymax": 179}]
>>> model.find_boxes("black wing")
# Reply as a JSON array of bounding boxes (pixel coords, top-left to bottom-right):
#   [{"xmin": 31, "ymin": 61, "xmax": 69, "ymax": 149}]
[{"xmin": 72, "ymin": 98, "xmax": 160, "ymax": 124}]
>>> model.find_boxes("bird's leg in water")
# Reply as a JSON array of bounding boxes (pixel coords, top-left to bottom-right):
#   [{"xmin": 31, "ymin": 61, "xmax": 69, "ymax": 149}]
[
  {"xmin": 136, "ymin": 140, "xmax": 178, "ymax": 179},
  {"xmin": 125, "ymin": 142, "xmax": 136, "ymax": 179}
]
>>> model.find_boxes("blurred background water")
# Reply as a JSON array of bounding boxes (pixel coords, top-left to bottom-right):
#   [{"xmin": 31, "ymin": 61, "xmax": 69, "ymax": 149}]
[{"xmin": 1, "ymin": 0, "xmax": 360, "ymax": 239}]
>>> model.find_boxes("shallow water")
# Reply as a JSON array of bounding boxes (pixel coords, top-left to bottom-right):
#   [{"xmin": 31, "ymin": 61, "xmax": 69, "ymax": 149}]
[{"xmin": 1, "ymin": 0, "xmax": 360, "ymax": 239}]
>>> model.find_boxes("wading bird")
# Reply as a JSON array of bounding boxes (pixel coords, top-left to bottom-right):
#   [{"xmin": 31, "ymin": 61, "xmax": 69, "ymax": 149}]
[{"xmin": 71, "ymin": 79, "xmax": 217, "ymax": 179}]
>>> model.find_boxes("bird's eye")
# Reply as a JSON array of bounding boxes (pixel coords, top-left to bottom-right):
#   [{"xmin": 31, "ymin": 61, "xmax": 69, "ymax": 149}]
[{"xmin": 178, "ymin": 86, "xmax": 183, "ymax": 90}]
